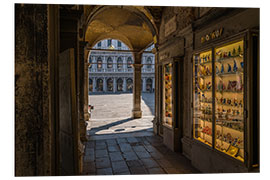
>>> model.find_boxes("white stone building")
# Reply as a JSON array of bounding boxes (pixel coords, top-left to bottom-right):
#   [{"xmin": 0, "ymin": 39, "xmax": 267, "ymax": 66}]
[{"xmin": 88, "ymin": 39, "xmax": 155, "ymax": 93}]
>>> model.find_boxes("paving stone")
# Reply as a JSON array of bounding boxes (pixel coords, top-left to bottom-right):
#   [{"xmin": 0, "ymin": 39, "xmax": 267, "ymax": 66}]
[
  {"xmin": 83, "ymin": 162, "xmax": 96, "ymax": 173},
  {"xmin": 96, "ymin": 167, "xmax": 113, "ymax": 175},
  {"xmin": 126, "ymin": 160, "xmax": 143, "ymax": 167},
  {"xmin": 132, "ymin": 145, "xmax": 146, "ymax": 152},
  {"xmin": 150, "ymin": 151, "xmax": 164, "ymax": 160},
  {"xmin": 109, "ymin": 152, "xmax": 124, "ymax": 162},
  {"xmin": 117, "ymin": 138, "xmax": 127, "ymax": 144},
  {"xmin": 144, "ymin": 144, "xmax": 158, "ymax": 153},
  {"xmin": 114, "ymin": 171, "xmax": 131, "ymax": 175},
  {"xmin": 108, "ymin": 145, "xmax": 120, "ymax": 152},
  {"xmin": 126, "ymin": 137, "xmax": 138, "ymax": 143},
  {"xmin": 129, "ymin": 166, "xmax": 148, "ymax": 174},
  {"xmin": 147, "ymin": 167, "xmax": 166, "ymax": 174},
  {"xmin": 95, "ymin": 157, "xmax": 111, "ymax": 169},
  {"xmin": 163, "ymin": 167, "xmax": 181, "ymax": 174},
  {"xmin": 122, "ymin": 151, "xmax": 138, "ymax": 161},
  {"xmin": 86, "ymin": 141, "xmax": 95, "ymax": 148},
  {"xmin": 141, "ymin": 158, "xmax": 160, "ymax": 169},
  {"xmin": 95, "ymin": 149, "xmax": 108, "ymax": 158},
  {"xmin": 84, "ymin": 154, "xmax": 95, "ymax": 162},
  {"xmin": 95, "ymin": 144, "xmax": 107, "ymax": 150},
  {"xmin": 119, "ymin": 143, "xmax": 132, "ymax": 152},
  {"xmin": 85, "ymin": 148, "xmax": 95, "ymax": 156},
  {"xmin": 111, "ymin": 161, "xmax": 129, "ymax": 174},
  {"xmin": 95, "ymin": 140, "xmax": 107, "ymax": 146},
  {"xmin": 156, "ymin": 159, "xmax": 174, "ymax": 168},
  {"xmin": 106, "ymin": 139, "xmax": 117, "ymax": 145},
  {"xmin": 135, "ymin": 151, "xmax": 151, "ymax": 159}
]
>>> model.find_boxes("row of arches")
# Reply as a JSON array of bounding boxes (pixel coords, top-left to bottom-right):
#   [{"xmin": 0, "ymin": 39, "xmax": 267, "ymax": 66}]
[
  {"xmin": 90, "ymin": 56, "xmax": 153, "ymax": 69},
  {"xmin": 89, "ymin": 78, "xmax": 153, "ymax": 92}
]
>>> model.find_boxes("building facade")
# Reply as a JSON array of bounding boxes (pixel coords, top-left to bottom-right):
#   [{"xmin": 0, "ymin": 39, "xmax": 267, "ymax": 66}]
[{"xmin": 88, "ymin": 39, "xmax": 155, "ymax": 93}]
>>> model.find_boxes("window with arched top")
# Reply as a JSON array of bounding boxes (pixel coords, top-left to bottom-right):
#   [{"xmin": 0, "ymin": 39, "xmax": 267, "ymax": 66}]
[
  {"xmin": 107, "ymin": 78, "xmax": 113, "ymax": 91},
  {"xmin": 147, "ymin": 57, "xmax": 152, "ymax": 69},
  {"xmin": 89, "ymin": 78, "xmax": 93, "ymax": 92},
  {"xmin": 107, "ymin": 57, "xmax": 113, "ymax": 69},
  {"xmin": 97, "ymin": 57, "xmax": 102, "ymax": 70},
  {"xmin": 96, "ymin": 78, "xmax": 103, "ymax": 92},
  {"xmin": 146, "ymin": 78, "xmax": 153, "ymax": 92},
  {"xmin": 127, "ymin": 57, "xmax": 132, "ymax": 68},
  {"xmin": 126, "ymin": 78, "xmax": 133, "ymax": 92},
  {"xmin": 117, "ymin": 57, "xmax": 123, "ymax": 69},
  {"xmin": 117, "ymin": 78, "xmax": 123, "ymax": 91}
]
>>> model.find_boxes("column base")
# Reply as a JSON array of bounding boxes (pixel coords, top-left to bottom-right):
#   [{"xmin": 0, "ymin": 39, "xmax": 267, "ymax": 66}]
[{"xmin": 132, "ymin": 109, "xmax": 142, "ymax": 119}]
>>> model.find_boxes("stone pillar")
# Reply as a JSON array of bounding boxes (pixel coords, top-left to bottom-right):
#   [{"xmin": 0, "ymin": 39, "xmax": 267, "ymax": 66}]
[
  {"xmin": 142, "ymin": 77, "xmax": 146, "ymax": 92},
  {"xmin": 132, "ymin": 52, "xmax": 143, "ymax": 118},
  {"xmin": 103, "ymin": 77, "xmax": 107, "ymax": 92},
  {"xmin": 113, "ymin": 77, "xmax": 117, "ymax": 93},
  {"xmin": 152, "ymin": 78, "xmax": 155, "ymax": 92},
  {"xmin": 113, "ymin": 56, "xmax": 117, "ymax": 71},
  {"xmin": 92, "ymin": 77, "xmax": 96, "ymax": 92},
  {"xmin": 103, "ymin": 56, "xmax": 106, "ymax": 71},
  {"xmin": 123, "ymin": 77, "xmax": 127, "ymax": 92}
]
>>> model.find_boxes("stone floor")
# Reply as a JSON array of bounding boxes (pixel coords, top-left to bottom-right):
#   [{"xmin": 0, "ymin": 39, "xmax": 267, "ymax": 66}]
[
  {"xmin": 82, "ymin": 135, "xmax": 200, "ymax": 175},
  {"xmin": 84, "ymin": 93, "xmax": 200, "ymax": 175}
]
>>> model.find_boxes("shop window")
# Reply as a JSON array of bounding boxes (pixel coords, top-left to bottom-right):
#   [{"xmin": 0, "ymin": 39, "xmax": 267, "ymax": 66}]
[
  {"xmin": 193, "ymin": 39, "xmax": 245, "ymax": 162},
  {"xmin": 117, "ymin": 78, "xmax": 123, "ymax": 91},
  {"xmin": 126, "ymin": 78, "xmax": 133, "ymax": 92},
  {"xmin": 107, "ymin": 78, "xmax": 113, "ymax": 91},
  {"xmin": 107, "ymin": 57, "xmax": 113, "ymax": 69},
  {"xmin": 117, "ymin": 57, "xmax": 123, "ymax": 69},
  {"xmin": 96, "ymin": 78, "xmax": 103, "ymax": 92},
  {"xmin": 163, "ymin": 63, "xmax": 173, "ymax": 127}
]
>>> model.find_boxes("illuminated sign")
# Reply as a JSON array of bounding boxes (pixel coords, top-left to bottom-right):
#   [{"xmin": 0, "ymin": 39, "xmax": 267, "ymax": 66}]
[{"xmin": 201, "ymin": 28, "xmax": 223, "ymax": 43}]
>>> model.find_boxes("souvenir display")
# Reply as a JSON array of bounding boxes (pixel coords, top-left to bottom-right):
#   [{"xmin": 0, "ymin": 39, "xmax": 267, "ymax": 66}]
[
  {"xmin": 163, "ymin": 63, "xmax": 173, "ymax": 127},
  {"xmin": 215, "ymin": 40, "xmax": 244, "ymax": 162},
  {"xmin": 193, "ymin": 50, "xmax": 213, "ymax": 146},
  {"xmin": 193, "ymin": 39, "xmax": 245, "ymax": 162}
]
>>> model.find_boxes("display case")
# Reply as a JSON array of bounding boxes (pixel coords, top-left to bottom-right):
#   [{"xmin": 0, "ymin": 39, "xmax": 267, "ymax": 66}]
[
  {"xmin": 163, "ymin": 63, "xmax": 173, "ymax": 127},
  {"xmin": 193, "ymin": 38, "xmax": 246, "ymax": 162}
]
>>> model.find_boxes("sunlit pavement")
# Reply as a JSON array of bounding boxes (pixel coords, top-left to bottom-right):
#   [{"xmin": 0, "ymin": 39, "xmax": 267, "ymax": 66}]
[
  {"xmin": 87, "ymin": 93, "xmax": 155, "ymax": 140},
  {"xmin": 84, "ymin": 93, "xmax": 200, "ymax": 175}
]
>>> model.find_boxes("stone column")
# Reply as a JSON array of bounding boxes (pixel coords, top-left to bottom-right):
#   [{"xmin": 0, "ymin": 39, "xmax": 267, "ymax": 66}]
[
  {"xmin": 103, "ymin": 77, "xmax": 107, "ymax": 92},
  {"xmin": 152, "ymin": 78, "xmax": 155, "ymax": 92},
  {"xmin": 113, "ymin": 56, "xmax": 117, "ymax": 71},
  {"xmin": 132, "ymin": 52, "xmax": 143, "ymax": 118},
  {"xmin": 142, "ymin": 77, "xmax": 146, "ymax": 92},
  {"xmin": 123, "ymin": 77, "xmax": 127, "ymax": 92},
  {"xmin": 113, "ymin": 77, "xmax": 117, "ymax": 93},
  {"xmin": 92, "ymin": 77, "xmax": 96, "ymax": 92},
  {"xmin": 103, "ymin": 56, "xmax": 106, "ymax": 71}
]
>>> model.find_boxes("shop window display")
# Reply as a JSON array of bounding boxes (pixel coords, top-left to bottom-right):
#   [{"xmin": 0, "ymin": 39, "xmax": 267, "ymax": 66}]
[
  {"xmin": 214, "ymin": 40, "xmax": 244, "ymax": 162},
  {"xmin": 193, "ymin": 39, "xmax": 245, "ymax": 162},
  {"xmin": 163, "ymin": 63, "xmax": 173, "ymax": 127}
]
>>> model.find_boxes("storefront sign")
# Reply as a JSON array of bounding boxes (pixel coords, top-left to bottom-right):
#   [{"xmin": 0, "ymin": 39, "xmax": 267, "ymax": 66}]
[
  {"xmin": 201, "ymin": 28, "xmax": 223, "ymax": 43},
  {"xmin": 165, "ymin": 16, "xmax": 177, "ymax": 37}
]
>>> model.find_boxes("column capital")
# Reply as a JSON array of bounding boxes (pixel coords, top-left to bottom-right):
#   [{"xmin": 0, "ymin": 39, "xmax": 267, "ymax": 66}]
[{"xmin": 132, "ymin": 63, "xmax": 143, "ymax": 69}]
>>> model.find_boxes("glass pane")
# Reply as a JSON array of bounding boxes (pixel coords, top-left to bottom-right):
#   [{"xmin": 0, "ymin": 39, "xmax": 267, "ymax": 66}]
[
  {"xmin": 163, "ymin": 63, "xmax": 173, "ymax": 127},
  {"xmin": 193, "ymin": 50, "xmax": 213, "ymax": 146},
  {"xmin": 214, "ymin": 40, "xmax": 244, "ymax": 162}
]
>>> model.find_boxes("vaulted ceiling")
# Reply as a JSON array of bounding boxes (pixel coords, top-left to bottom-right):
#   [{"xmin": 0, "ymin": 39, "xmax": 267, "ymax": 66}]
[{"xmin": 84, "ymin": 6, "xmax": 163, "ymax": 51}]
